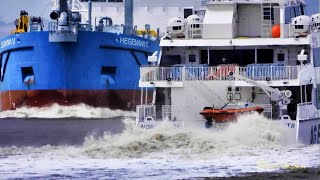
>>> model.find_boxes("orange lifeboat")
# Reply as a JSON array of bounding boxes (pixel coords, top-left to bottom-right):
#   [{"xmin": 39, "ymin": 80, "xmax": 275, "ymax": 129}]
[{"xmin": 200, "ymin": 106, "xmax": 264, "ymax": 124}]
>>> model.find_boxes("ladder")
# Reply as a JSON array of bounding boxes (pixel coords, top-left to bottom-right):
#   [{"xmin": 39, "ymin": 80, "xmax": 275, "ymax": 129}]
[{"xmin": 261, "ymin": 3, "xmax": 272, "ymax": 38}]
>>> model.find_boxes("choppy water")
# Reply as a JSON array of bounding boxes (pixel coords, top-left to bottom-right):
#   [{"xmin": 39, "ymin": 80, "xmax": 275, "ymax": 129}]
[{"xmin": 0, "ymin": 104, "xmax": 319, "ymax": 179}]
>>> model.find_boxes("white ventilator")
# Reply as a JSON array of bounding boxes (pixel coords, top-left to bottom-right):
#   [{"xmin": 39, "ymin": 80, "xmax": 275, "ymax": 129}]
[
  {"xmin": 167, "ymin": 17, "xmax": 186, "ymax": 37},
  {"xmin": 292, "ymin": 15, "xmax": 310, "ymax": 37},
  {"xmin": 310, "ymin": 13, "xmax": 320, "ymax": 31}
]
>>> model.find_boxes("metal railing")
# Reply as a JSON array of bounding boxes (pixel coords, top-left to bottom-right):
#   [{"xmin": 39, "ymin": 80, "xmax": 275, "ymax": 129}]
[
  {"xmin": 296, "ymin": 102, "xmax": 317, "ymax": 120},
  {"xmin": 141, "ymin": 66, "xmax": 183, "ymax": 82},
  {"xmin": 162, "ymin": 105, "xmax": 172, "ymax": 121},
  {"xmin": 207, "ymin": 0, "xmax": 305, "ymax": 5},
  {"xmin": 141, "ymin": 65, "xmax": 299, "ymax": 82},
  {"xmin": 136, "ymin": 105, "xmax": 156, "ymax": 122},
  {"xmin": 48, "ymin": 22, "xmax": 78, "ymax": 32},
  {"xmin": 239, "ymin": 65, "xmax": 298, "ymax": 81}
]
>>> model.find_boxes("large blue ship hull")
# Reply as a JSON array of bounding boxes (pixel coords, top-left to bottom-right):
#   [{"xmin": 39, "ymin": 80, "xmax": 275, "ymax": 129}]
[{"xmin": 0, "ymin": 31, "xmax": 158, "ymax": 110}]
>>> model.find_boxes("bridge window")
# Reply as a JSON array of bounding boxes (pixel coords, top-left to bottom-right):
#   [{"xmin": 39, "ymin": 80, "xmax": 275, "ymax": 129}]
[{"xmin": 184, "ymin": 8, "xmax": 193, "ymax": 18}]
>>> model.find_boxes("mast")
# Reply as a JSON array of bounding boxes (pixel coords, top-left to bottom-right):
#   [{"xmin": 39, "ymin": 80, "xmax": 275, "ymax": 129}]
[
  {"xmin": 124, "ymin": 0, "xmax": 133, "ymax": 34},
  {"xmin": 88, "ymin": 0, "xmax": 92, "ymax": 31}
]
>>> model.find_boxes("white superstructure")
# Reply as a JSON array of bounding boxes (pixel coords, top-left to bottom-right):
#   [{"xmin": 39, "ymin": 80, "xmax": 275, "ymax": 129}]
[
  {"xmin": 77, "ymin": 0, "xmax": 206, "ymax": 34},
  {"xmin": 137, "ymin": 0, "xmax": 320, "ymax": 145}
]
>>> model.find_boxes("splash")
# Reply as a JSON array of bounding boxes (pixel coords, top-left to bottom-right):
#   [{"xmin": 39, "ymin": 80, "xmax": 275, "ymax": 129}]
[
  {"xmin": 0, "ymin": 113, "xmax": 318, "ymax": 179},
  {"xmin": 0, "ymin": 103, "xmax": 136, "ymax": 118},
  {"xmin": 82, "ymin": 113, "xmax": 295, "ymax": 159}
]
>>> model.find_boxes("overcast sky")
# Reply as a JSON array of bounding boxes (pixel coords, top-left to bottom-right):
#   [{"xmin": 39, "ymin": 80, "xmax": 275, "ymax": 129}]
[
  {"xmin": 0, "ymin": 0, "xmax": 52, "ymax": 23},
  {"xmin": 0, "ymin": 0, "xmax": 52, "ymax": 37},
  {"xmin": 0, "ymin": 0, "xmax": 319, "ymax": 38}
]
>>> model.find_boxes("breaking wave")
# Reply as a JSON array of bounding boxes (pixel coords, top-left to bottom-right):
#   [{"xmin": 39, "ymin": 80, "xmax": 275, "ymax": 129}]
[
  {"xmin": 0, "ymin": 103, "xmax": 136, "ymax": 118},
  {"xmin": 82, "ymin": 113, "xmax": 297, "ymax": 159}
]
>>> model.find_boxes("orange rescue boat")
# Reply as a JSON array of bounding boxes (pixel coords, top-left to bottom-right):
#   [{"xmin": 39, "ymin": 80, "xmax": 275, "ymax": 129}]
[{"xmin": 200, "ymin": 106, "xmax": 264, "ymax": 124}]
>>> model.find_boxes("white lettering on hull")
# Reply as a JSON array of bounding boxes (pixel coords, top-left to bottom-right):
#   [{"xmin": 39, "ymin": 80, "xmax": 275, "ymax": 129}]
[
  {"xmin": 117, "ymin": 37, "xmax": 149, "ymax": 48},
  {"xmin": 0, "ymin": 38, "xmax": 16, "ymax": 49}
]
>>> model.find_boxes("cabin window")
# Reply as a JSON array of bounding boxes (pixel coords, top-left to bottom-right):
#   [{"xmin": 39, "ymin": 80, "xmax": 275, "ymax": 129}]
[
  {"xmin": 195, "ymin": 10, "xmax": 206, "ymax": 17},
  {"xmin": 172, "ymin": 26, "xmax": 181, "ymax": 30},
  {"xmin": 189, "ymin": 54, "xmax": 196, "ymax": 63},
  {"xmin": 191, "ymin": 24, "xmax": 200, "ymax": 28},
  {"xmin": 277, "ymin": 53, "xmax": 285, "ymax": 62},
  {"xmin": 200, "ymin": 50, "xmax": 208, "ymax": 64},
  {"xmin": 210, "ymin": 50, "xmax": 255, "ymax": 66},
  {"xmin": 184, "ymin": 8, "xmax": 193, "ymax": 18},
  {"xmin": 160, "ymin": 55, "xmax": 181, "ymax": 66},
  {"xmin": 257, "ymin": 49, "xmax": 273, "ymax": 63}
]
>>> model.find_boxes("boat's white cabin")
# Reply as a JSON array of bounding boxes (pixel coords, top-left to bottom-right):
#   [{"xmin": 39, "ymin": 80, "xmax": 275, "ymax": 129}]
[{"xmin": 166, "ymin": 0, "xmax": 319, "ymax": 39}]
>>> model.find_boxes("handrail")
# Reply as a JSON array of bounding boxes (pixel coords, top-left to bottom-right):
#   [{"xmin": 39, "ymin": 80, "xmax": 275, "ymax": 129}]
[
  {"xmin": 297, "ymin": 102, "xmax": 312, "ymax": 107},
  {"xmin": 140, "ymin": 65, "xmax": 299, "ymax": 82}
]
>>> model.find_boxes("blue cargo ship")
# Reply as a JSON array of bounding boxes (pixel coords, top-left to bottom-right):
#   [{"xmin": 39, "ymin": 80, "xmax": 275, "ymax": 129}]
[{"xmin": 0, "ymin": 0, "xmax": 159, "ymax": 111}]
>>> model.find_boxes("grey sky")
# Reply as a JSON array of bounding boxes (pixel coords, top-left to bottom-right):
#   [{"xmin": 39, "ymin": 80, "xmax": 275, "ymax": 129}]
[
  {"xmin": 0, "ymin": 0, "xmax": 52, "ymax": 23},
  {"xmin": 0, "ymin": 0, "xmax": 52, "ymax": 38}
]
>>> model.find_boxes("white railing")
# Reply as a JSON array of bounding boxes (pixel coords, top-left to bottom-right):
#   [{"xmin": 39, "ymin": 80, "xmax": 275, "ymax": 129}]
[
  {"xmin": 136, "ymin": 105, "xmax": 183, "ymax": 129},
  {"xmin": 207, "ymin": 0, "xmax": 305, "ymax": 6},
  {"xmin": 187, "ymin": 65, "xmax": 238, "ymax": 81},
  {"xmin": 136, "ymin": 105, "xmax": 156, "ymax": 122},
  {"xmin": 141, "ymin": 66, "xmax": 183, "ymax": 82},
  {"xmin": 296, "ymin": 102, "xmax": 319, "ymax": 120},
  {"xmin": 162, "ymin": 105, "xmax": 172, "ymax": 121},
  {"xmin": 239, "ymin": 65, "xmax": 298, "ymax": 81},
  {"xmin": 141, "ymin": 65, "xmax": 298, "ymax": 82},
  {"xmin": 297, "ymin": 102, "xmax": 312, "ymax": 107}
]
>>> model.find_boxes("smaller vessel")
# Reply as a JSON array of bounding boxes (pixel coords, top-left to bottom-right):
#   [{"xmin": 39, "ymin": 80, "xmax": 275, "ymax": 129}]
[
  {"xmin": 135, "ymin": 0, "xmax": 320, "ymax": 145},
  {"xmin": 200, "ymin": 105, "xmax": 264, "ymax": 124}
]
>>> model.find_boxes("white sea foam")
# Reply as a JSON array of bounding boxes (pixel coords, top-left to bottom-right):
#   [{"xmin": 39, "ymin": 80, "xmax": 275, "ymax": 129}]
[
  {"xmin": 82, "ymin": 113, "xmax": 295, "ymax": 159},
  {"xmin": 0, "ymin": 103, "xmax": 136, "ymax": 118},
  {"xmin": 0, "ymin": 113, "xmax": 319, "ymax": 179}
]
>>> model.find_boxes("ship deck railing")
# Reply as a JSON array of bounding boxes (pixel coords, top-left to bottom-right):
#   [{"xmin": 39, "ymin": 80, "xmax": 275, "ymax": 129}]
[
  {"xmin": 48, "ymin": 22, "xmax": 78, "ymax": 32},
  {"xmin": 206, "ymin": 0, "xmax": 305, "ymax": 5},
  {"xmin": 140, "ymin": 64, "xmax": 299, "ymax": 82},
  {"xmin": 296, "ymin": 102, "xmax": 319, "ymax": 120},
  {"xmin": 136, "ymin": 105, "xmax": 156, "ymax": 122}
]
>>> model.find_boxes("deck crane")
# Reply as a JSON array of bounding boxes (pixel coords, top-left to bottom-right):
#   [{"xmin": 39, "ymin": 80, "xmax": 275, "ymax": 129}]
[{"xmin": 228, "ymin": 71, "xmax": 292, "ymax": 118}]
